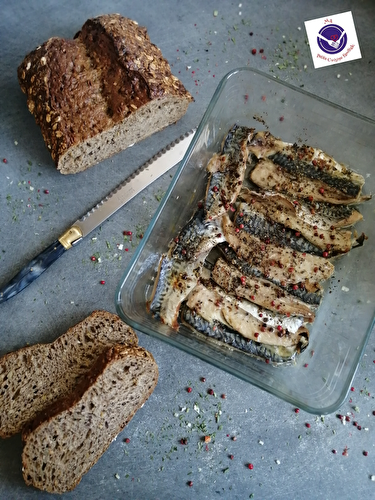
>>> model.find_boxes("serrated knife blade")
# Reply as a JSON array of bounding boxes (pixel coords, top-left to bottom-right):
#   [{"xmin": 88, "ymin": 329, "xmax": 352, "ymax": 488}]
[{"xmin": 0, "ymin": 129, "xmax": 196, "ymax": 303}]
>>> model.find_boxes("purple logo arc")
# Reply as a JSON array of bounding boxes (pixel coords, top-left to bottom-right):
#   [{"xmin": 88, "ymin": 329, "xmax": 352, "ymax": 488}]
[{"xmin": 317, "ymin": 24, "xmax": 347, "ymax": 54}]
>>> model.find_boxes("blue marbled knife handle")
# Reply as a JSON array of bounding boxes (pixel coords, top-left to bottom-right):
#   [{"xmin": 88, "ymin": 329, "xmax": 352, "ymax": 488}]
[{"xmin": 0, "ymin": 240, "xmax": 66, "ymax": 303}]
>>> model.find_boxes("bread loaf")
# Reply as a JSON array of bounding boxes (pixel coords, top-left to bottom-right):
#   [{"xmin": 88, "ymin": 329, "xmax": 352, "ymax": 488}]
[
  {"xmin": 22, "ymin": 345, "xmax": 158, "ymax": 494},
  {"xmin": 0, "ymin": 310, "xmax": 138, "ymax": 438},
  {"xmin": 17, "ymin": 14, "xmax": 193, "ymax": 174}
]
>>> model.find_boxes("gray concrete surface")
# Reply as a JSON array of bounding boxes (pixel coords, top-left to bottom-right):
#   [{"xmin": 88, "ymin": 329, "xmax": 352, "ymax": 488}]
[{"xmin": 0, "ymin": 1, "xmax": 374, "ymax": 499}]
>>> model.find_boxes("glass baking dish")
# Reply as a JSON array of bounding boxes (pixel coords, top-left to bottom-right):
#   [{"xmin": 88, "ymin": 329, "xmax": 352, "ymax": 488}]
[{"xmin": 116, "ymin": 67, "xmax": 375, "ymax": 414}]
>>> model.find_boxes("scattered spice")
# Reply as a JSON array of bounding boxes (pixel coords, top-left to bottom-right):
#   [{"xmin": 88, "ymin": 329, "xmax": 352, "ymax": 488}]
[
  {"xmin": 187, "ymin": 387, "xmax": 192, "ymax": 393},
  {"xmin": 100, "ymin": 280, "xmax": 106, "ymax": 285},
  {"xmin": 247, "ymin": 463, "xmax": 254, "ymax": 470},
  {"xmin": 251, "ymin": 49, "xmax": 257, "ymax": 55}
]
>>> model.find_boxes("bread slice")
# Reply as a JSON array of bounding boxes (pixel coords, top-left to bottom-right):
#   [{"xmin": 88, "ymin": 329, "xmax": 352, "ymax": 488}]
[
  {"xmin": 22, "ymin": 345, "xmax": 158, "ymax": 493},
  {"xmin": 0, "ymin": 310, "xmax": 137, "ymax": 438},
  {"xmin": 17, "ymin": 14, "xmax": 193, "ymax": 174}
]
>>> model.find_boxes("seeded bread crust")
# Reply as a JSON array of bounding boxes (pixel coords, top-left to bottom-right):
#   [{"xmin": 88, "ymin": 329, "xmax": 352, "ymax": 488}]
[
  {"xmin": 0, "ymin": 310, "xmax": 138, "ymax": 438},
  {"xmin": 22, "ymin": 345, "xmax": 158, "ymax": 494},
  {"xmin": 17, "ymin": 14, "xmax": 193, "ymax": 174}
]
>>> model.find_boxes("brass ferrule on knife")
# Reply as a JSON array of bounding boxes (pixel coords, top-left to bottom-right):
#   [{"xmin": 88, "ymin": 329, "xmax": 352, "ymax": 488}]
[{"xmin": 58, "ymin": 226, "xmax": 83, "ymax": 249}]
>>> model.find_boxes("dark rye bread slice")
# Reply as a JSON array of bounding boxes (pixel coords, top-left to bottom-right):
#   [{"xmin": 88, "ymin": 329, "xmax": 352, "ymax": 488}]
[
  {"xmin": 17, "ymin": 14, "xmax": 193, "ymax": 174},
  {"xmin": 0, "ymin": 310, "xmax": 137, "ymax": 438},
  {"xmin": 22, "ymin": 345, "xmax": 158, "ymax": 494}
]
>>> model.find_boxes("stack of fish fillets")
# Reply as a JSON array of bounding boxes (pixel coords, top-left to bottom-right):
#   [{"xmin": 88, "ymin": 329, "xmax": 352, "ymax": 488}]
[{"xmin": 148, "ymin": 125, "xmax": 370, "ymax": 364}]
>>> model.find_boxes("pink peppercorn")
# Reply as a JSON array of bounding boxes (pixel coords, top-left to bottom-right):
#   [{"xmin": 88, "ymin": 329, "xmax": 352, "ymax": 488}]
[
  {"xmin": 44, "ymin": 189, "xmax": 49, "ymax": 194},
  {"xmin": 208, "ymin": 388, "xmax": 214, "ymax": 395},
  {"xmin": 251, "ymin": 49, "xmax": 257, "ymax": 55},
  {"xmin": 124, "ymin": 438, "xmax": 130, "ymax": 443},
  {"xmin": 100, "ymin": 280, "xmax": 105, "ymax": 285},
  {"xmin": 305, "ymin": 423, "xmax": 311, "ymax": 428},
  {"xmin": 2, "ymin": 158, "xmax": 7, "ymax": 163},
  {"xmin": 363, "ymin": 451, "xmax": 368, "ymax": 456},
  {"xmin": 187, "ymin": 387, "xmax": 192, "ymax": 393},
  {"xmin": 295, "ymin": 408, "xmax": 300, "ymax": 413},
  {"xmin": 187, "ymin": 481, "xmax": 193, "ymax": 487},
  {"xmin": 248, "ymin": 463, "xmax": 254, "ymax": 470}
]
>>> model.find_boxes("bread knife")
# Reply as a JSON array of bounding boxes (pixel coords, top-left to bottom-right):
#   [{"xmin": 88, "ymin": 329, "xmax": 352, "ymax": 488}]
[{"xmin": 0, "ymin": 129, "xmax": 196, "ymax": 303}]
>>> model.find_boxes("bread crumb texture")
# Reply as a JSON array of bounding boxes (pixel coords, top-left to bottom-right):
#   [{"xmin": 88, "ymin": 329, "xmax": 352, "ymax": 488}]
[
  {"xmin": 0, "ymin": 310, "xmax": 137, "ymax": 438},
  {"xmin": 18, "ymin": 14, "xmax": 193, "ymax": 174},
  {"xmin": 21, "ymin": 345, "xmax": 158, "ymax": 494}
]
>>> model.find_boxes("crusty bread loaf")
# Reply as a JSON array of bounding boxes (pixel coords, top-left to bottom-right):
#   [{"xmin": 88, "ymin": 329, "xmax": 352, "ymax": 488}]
[
  {"xmin": 0, "ymin": 310, "xmax": 137, "ymax": 438},
  {"xmin": 22, "ymin": 345, "xmax": 158, "ymax": 494},
  {"xmin": 17, "ymin": 14, "xmax": 193, "ymax": 174}
]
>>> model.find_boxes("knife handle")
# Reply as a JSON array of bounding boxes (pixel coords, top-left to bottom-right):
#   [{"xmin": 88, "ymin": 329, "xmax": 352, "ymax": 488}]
[{"xmin": 0, "ymin": 240, "xmax": 66, "ymax": 303}]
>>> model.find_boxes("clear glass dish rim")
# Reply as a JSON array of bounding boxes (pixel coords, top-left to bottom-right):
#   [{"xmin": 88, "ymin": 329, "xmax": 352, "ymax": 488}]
[{"xmin": 115, "ymin": 66, "xmax": 375, "ymax": 415}]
